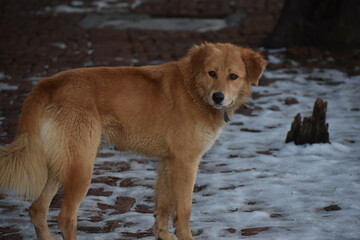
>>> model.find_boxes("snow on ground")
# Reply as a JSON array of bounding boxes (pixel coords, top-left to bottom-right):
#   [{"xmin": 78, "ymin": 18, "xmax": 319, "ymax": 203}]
[
  {"xmin": 0, "ymin": 53, "xmax": 359, "ymax": 239},
  {"xmin": 0, "ymin": 83, "xmax": 17, "ymax": 91},
  {"xmin": 0, "ymin": 73, "xmax": 17, "ymax": 91},
  {"xmin": 38, "ymin": 0, "xmax": 142, "ymax": 14}
]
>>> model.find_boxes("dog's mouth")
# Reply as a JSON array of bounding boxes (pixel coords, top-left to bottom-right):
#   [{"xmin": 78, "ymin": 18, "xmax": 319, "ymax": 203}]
[
  {"xmin": 210, "ymin": 101, "xmax": 234, "ymax": 122},
  {"xmin": 213, "ymin": 103, "xmax": 225, "ymax": 109},
  {"xmin": 211, "ymin": 100, "xmax": 235, "ymax": 110}
]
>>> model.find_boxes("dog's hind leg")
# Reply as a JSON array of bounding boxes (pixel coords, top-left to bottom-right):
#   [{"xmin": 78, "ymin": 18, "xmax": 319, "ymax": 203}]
[
  {"xmin": 58, "ymin": 162, "xmax": 93, "ymax": 240},
  {"xmin": 55, "ymin": 110, "xmax": 102, "ymax": 240},
  {"xmin": 29, "ymin": 180, "xmax": 59, "ymax": 240},
  {"xmin": 57, "ymin": 144, "xmax": 99, "ymax": 240}
]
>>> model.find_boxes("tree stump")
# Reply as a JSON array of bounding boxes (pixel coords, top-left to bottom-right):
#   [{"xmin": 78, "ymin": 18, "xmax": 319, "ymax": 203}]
[{"xmin": 285, "ymin": 98, "xmax": 330, "ymax": 145}]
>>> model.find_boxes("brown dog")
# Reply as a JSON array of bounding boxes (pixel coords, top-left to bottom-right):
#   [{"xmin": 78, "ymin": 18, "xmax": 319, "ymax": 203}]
[{"xmin": 0, "ymin": 43, "xmax": 266, "ymax": 240}]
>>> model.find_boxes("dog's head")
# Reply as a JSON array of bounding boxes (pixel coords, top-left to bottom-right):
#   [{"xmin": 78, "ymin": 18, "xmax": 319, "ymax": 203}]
[{"xmin": 188, "ymin": 43, "xmax": 267, "ymax": 110}]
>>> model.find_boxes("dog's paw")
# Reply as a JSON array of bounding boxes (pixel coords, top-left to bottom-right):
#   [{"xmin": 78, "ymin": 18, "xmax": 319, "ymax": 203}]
[
  {"xmin": 174, "ymin": 231, "xmax": 198, "ymax": 240},
  {"xmin": 157, "ymin": 232, "xmax": 178, "ymax": 240},
  {"xmin": 174, "ymin": 236, "xmax": 197, "ymax": 240}
]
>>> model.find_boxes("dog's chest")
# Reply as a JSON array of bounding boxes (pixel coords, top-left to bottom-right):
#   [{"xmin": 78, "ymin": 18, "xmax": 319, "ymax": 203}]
[{"xmin": 197, "ymin": 126, "xmax": 222, "ymax": 154}]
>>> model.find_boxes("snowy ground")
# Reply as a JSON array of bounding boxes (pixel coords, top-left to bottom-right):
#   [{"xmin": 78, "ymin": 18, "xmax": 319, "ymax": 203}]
[{"xmin": 0, "ymin": 51, "xmax": 360, "ymax": 239}]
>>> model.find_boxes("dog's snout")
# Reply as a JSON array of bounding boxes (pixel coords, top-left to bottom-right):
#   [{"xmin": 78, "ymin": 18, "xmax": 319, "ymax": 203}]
[{"xmin": 212, "ymin": 92, "xmax": 225, "ymax": 104}]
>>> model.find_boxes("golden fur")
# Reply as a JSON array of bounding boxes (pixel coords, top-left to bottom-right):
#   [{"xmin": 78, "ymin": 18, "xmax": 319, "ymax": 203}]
[{"xmin": 0, "ymin": 43, "xmax": 266, "ymax": 240}]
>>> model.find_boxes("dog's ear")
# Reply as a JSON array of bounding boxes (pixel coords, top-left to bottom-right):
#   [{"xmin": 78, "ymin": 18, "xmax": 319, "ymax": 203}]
[
  {"xmin": 242, "ymin": 49, "xmax": 267, "ymax": 86},
  {"xmin": 187, "ymin": 44, "xmax": 209, "ymax": 76}
]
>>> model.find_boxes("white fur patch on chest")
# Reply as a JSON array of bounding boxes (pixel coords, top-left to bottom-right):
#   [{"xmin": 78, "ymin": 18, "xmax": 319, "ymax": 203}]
[{"xmin": 199, "ymin": 126, "xmax": 222, "ymax": 154}]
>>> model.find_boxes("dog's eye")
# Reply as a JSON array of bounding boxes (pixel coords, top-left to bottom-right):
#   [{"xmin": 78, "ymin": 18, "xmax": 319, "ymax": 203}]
[
  {"xmin": 229, "ymin": 73, "xmax": 238, "ymax": 80},
  {"xmin": 208, "ymin": 71, "xmax": 217, "ymax": 78}
]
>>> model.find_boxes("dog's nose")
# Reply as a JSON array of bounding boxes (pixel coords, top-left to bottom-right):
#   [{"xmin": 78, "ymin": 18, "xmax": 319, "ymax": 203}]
[{"xmin": 212, "ymin": 92, "xmax": 224, "ymax": 104}]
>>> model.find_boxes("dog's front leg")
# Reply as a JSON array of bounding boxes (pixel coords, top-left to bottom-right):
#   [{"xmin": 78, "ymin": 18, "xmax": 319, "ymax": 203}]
[
  {"xmin": 154, "ymin": 160, "xmax": 177, "ymax": 240},
  {"xmin": 170, "ymin": 156, "xmax": 199, "ymax": 240},
  {"xmin": 154, "ymin": 155, "xmax": 198, "ymax": 240}
]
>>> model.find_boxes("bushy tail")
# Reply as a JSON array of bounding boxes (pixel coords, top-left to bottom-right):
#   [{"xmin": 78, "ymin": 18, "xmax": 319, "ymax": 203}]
[
  {"xmin": 0, "ymin": 134, "xmax": 48, "ymax": 200},
  {"xmin": 0, "ymin": 84, "xmax": 51, "ymax": 200}
]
